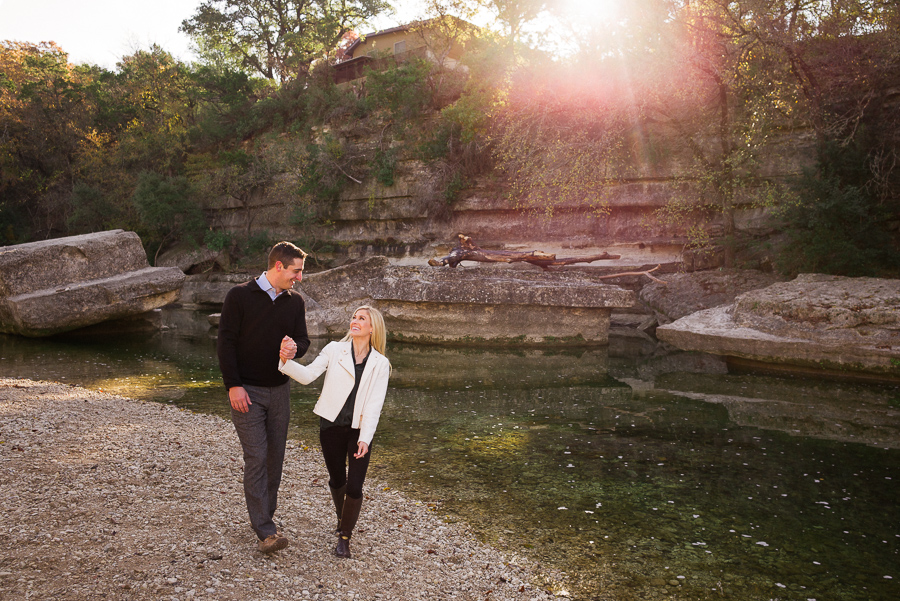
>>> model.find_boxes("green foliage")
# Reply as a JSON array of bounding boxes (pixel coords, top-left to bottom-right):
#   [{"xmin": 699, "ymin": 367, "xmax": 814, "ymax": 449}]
[
  {"xmin": 300, "ymin": 63, "xmax": 367, "ymax": 127},
  {"xmin": 131, "ymin": 172, "xmax": 207, "ymax": 262},
  {"xmin": 180, "ymin": 0, "xmax": 390, "ymax": 82},
  {"xmin": 297, "ymin": 135, "xmax": 353, "ymax": 203},
  {"xmin": 0, "ymin": 201, "xmax": 28, "ymax": 245},
  {"xmin": 777, "ymin": 141, "xmax": 900, "ymax": 277},
  {"xmin": 443, "ymin": 171, "xmax": 468, "ymax": 203},
  {"xmin": 287, "ymin": 200, "xmax": 336, "ymax": 264},
  {"xmin": 203, "ymin": 229, "xmax": 233, "ymax": 252},
  {"xmin": 0, "ymin": 41, "xmax": 93, "ymax": 238},
  {"xmin": 245, "ymin": 230, "xmax": 276, "ymax": 257},
  {"xmin": 370, "ymin": 148, "xmax": 397, "ymax": 187},
  {"xmin": 188, "ymin": 66, "xmax": 268, "ymax": 146},
  {"xmin": 364, "ymin": 57, "xmax": 434, "ymax": 125},
  {"xmin": 2, "ymin": 0, "xmax": 898, "ymax": 277},
  {"xmin": 67, "ymin": 183, "xmax": 126, "ymax": 234},
  {"xmin": 490, "ymin": 57, "xmax": 629, "ymax": 219},
  {"xmin": 218, "ymin": 148, "xmax": 253, "ymax": 170}
]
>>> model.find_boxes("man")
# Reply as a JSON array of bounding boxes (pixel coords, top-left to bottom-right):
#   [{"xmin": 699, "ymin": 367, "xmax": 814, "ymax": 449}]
[{"xmin": 217, "ymin": 241, "xmax": 311, "ymax": 553}]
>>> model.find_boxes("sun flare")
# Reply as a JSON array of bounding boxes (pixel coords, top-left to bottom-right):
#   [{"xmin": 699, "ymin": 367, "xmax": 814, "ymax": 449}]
[{"xmin": 559, "ymin": 0, "xmax": 624, "ymax": 25}]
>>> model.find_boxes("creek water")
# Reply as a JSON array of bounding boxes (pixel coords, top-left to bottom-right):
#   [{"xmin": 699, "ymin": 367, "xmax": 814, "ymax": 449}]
[{"xmin": 1, "ymin": 307, "xmax": 898, "ymax": 601}]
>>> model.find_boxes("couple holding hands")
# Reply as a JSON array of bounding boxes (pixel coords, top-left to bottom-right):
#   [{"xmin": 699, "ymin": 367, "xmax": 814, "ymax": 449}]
[{"xmin": 217, "ymin": 241, "xmax": 391, "ymax": 558}]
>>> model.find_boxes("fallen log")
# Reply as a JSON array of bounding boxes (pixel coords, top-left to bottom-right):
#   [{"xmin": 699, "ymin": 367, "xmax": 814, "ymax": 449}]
[
  {"xmin": 428, "ymin": 234, "xmax": 620, "ymax": 268},
  {"xmin": 428, "ymin": 234, "xmax": 667, "ymax": 283}
]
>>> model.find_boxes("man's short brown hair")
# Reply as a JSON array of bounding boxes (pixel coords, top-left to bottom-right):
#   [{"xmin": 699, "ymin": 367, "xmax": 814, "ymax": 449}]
[{"xmin": 267, "ymin": 241, "xmax": 308, "ymax": 269}]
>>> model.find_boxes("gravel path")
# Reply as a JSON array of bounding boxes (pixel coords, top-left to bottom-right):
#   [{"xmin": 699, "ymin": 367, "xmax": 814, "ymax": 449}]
[{"xmin": 0, "ymin": 378, "xmax": 560, "ymax": 601}]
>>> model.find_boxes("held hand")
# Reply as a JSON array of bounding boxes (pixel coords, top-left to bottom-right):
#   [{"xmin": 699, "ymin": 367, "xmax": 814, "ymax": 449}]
[
  {"xmin": 280, "ymin": 336, "xmax": 297, "ymax": 361},
  {"xmin": 229, "ymin": 386, "xmax": 252, "ymax": 413},
  {"xmin": 354, "ymin": 441, "xmax": 369, "ymax": 459}
]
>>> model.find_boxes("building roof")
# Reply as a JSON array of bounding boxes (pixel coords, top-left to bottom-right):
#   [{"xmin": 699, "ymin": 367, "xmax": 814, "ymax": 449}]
[
  {"xmin": 343, "ymin": 22, "xmax": 418, "ymax": 59},
  {"xmin": 341, "ymin": 17, "xmax": 473, "ymax": 61}
]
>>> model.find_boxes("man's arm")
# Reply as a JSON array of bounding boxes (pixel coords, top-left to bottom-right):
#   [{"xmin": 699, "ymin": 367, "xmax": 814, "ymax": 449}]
[
  {"xmin": 217, "ymin": 287, "xmax": 250, "ymax": 411},
  {"xmin": 292, "ymin": 296, "xmax": 311, "ymax": 359}
]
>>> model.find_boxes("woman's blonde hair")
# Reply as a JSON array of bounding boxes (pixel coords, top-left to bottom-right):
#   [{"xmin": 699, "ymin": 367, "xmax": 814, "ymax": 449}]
[{"xmin": 342, "ymin": 305, "xmax": 387, "ymax": 355}]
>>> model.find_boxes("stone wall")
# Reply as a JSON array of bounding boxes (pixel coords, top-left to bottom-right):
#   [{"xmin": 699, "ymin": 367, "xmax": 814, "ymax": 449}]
[{"xmin": 205, "ymin": 126, "xmax": 817, "ymax": 270}]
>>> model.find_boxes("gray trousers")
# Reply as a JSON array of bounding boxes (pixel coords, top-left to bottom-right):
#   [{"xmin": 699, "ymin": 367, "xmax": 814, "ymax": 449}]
[{"xmin": 230, "ymin": 381, "xmax": 291, "ymax": 540}]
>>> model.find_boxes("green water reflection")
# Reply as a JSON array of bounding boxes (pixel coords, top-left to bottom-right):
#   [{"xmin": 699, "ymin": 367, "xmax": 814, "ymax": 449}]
[{"xmin": 1, "ymin": 308, "xmax": 898, "ymax": 601}]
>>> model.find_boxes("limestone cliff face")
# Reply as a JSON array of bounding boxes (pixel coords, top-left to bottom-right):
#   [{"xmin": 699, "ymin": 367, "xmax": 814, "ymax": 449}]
[{"xmin": 205, "ymin": 126, "xmax": 816, "ymax": 269}]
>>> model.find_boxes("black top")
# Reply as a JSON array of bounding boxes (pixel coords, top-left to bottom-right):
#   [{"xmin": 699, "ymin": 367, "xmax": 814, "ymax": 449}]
[
  {"xmin": 320, "ymin": 349, "xmax": 370, "ymax": 430},
  {"xmin": 217, "ymin": 278, "xmax": 310, "ymax": 390}
]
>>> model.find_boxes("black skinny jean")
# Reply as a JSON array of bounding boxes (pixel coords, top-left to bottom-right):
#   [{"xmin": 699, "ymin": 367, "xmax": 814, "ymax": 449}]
[{"xmin": 319, "ymin": 425, "xmax": 371, "ymax": 499}]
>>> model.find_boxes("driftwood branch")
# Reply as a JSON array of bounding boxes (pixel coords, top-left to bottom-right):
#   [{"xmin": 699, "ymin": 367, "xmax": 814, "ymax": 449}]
[
  {"xmin": 428, "ymin": 234, "xmax": 620, "ymax": 268},
  {"xmin": 593, "ymin": 264, "xmax": 667, "ymax": 284},
  {"xmin": 428, "ymin": 234, "xmax": 667, "ymax": 283}
]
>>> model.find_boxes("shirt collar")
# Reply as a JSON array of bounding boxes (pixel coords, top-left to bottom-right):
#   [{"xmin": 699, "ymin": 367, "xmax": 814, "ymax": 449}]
[{"xmin": 256, "ymin": 271, "xmax": 281, "ymax": 301}]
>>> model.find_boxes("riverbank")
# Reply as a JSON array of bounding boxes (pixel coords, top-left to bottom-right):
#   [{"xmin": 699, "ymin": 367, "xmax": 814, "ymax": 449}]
[{"xmin": 0, "ymin": 378, "xmax": 561, "ymax": 600}]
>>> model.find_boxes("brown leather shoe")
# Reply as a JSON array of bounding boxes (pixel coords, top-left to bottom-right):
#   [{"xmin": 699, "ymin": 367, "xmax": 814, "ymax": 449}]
[
  {"xmin": 335, "ymin": 533, "xmax": 351, "ymax": 558},
  {"xmin": 258, "ymin": 533, "xmax": 289, "ymax": 554}
]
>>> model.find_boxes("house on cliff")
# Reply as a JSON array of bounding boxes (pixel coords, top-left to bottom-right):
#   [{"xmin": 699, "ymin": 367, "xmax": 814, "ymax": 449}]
[{"xmin": 333, "ymin": 17, "xmax": 476, "ymax": 84}]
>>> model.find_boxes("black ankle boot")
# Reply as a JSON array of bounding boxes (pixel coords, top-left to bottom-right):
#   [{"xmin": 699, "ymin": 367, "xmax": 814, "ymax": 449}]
[
  {"xmin": 334, "ymin": 494, "xmax": 362, "ymax": 558},
  {"xmin": 329, "ymin": 484, "xmax": 346, "ymax": 534}
]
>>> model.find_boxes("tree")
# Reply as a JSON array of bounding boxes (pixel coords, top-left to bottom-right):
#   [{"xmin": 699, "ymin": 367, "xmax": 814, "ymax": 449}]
[
  {"xmin": 180, "ymin": 0, "xmax": 391, "ymax": 82},
  {"xmin": 0, "ymin": 41, "xmax": 94, "ymax": 240},
  {"xmin": 131, "ymin": 172, "xmax": 207, "ymax": 263},
  {"xmin": 644, "ymin": 0, "xmax": 900, "ymax": 265},
  {"xmin": 486, "ymin": 0, "xmax": 899, "ymax": 266},
  {"xmin": 481, "ymin": 0, "xmax": 555, "ymax": 47},
  {"xmin": 111, "ymin": 46, "xmax": 201, "ymax": 174}
]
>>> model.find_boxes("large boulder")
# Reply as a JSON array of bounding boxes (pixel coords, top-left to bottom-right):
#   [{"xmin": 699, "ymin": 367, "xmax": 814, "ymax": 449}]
[
  {"xmin": 656, "ymin": 274, "xmax": 900, "ymax": 379},
  {"xmin": 0, "ymin": 230, "xmax": 185, "ymax": 337}
]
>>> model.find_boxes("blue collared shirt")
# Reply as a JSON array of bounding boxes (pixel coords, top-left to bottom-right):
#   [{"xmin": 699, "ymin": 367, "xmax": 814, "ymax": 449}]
[{"xmin": 256, "ymin": 272, "xmax": 283, "ymax": 301}]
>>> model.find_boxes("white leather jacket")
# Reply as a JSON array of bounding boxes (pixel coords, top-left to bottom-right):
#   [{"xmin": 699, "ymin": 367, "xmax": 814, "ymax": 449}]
[{"xmin": 278, "ymin": 340, "xmax": 390, "ymax": 445}]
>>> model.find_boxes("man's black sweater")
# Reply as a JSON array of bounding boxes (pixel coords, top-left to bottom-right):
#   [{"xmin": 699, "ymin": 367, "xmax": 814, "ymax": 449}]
[{"xmin": 217, "ymin": 278, "xmax": 310, "ymax": 390}]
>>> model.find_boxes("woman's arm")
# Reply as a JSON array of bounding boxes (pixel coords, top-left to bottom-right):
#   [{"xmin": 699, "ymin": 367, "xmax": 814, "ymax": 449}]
[
  {"xmin": 278, "ymin": 343, "xmax": 332, "ymax": 385},
  {"xmin": 358, "ymin": 358, "xmax": 391, "ymax": 446}
]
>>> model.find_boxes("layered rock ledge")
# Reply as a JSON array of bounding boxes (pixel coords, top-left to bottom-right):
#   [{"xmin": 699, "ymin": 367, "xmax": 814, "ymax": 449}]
[
  {"xmin": 656, "ymin": 274, "xmax": 900, "ymax": 380},
  {"xmin": 0, "ymin": 378, "xmax": 559, "ymax": 600},
  {"xmin": 0, "ymin": 230, "xmax": 184, "ymax": 337},
  {"xmin": 300, "ymin": 257, "xmax": 636, "ymax": 345}
]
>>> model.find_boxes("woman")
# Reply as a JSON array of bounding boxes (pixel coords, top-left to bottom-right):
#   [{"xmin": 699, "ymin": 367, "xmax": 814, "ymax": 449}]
[{"xmin": 278, "ymin": 305, "xmax": 391, "ymax": 559}]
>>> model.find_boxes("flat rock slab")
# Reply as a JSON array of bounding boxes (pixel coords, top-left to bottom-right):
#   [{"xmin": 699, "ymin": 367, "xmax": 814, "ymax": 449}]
[
  {"xmin": 300, "ymin": 257, "xmax": 636, "ymax": 345},
  {"xmin": 657, "ymin": 274, "xmax": 900, "ymax": 379},
  {"xmin": 0, "ymin": 230, "xmax": 185, "ymax": 337}
]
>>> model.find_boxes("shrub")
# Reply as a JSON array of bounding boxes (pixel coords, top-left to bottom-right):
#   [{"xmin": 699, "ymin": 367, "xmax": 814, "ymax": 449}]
[
  {"xmin": 777, "ymin": 141, "xmax": 900, "ymax": 277},
  {"xmin": 364, "ymin": 57, "xmax": 433, "ymax": 125},
  {"xmin": 371, "ymin": 147, "xmax": 397, "ymax": 187},
  {"xmin": 66, "ymin": 183, "xmax": 124, "ymax": 234},
  {"xmin": 203, "ymin": 229, "xmax": 233, "ymax": 252}
]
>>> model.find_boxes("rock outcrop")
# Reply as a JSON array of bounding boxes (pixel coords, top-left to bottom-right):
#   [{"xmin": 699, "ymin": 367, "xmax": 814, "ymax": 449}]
[
  {"xmin": 179, "ymin": 272, "xmax": 255, "ymax": 307},
  {"xmin": 639, "ymin": 268, "xmax": 785, "ymax": 326},
  {"xmin": 656, "ymin": 274, "xmax": 900, "ymax": 379},
  {"xmin": 299, "ymin": 257, "xmax": 636, "ymax": 345},
  {"xmin": 156, "ymin": 242, "xmax": 224, "ymax": 273},
  {"xmin": 0, "ymin": 230, "xmax": 185, "ymax": 337}
]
